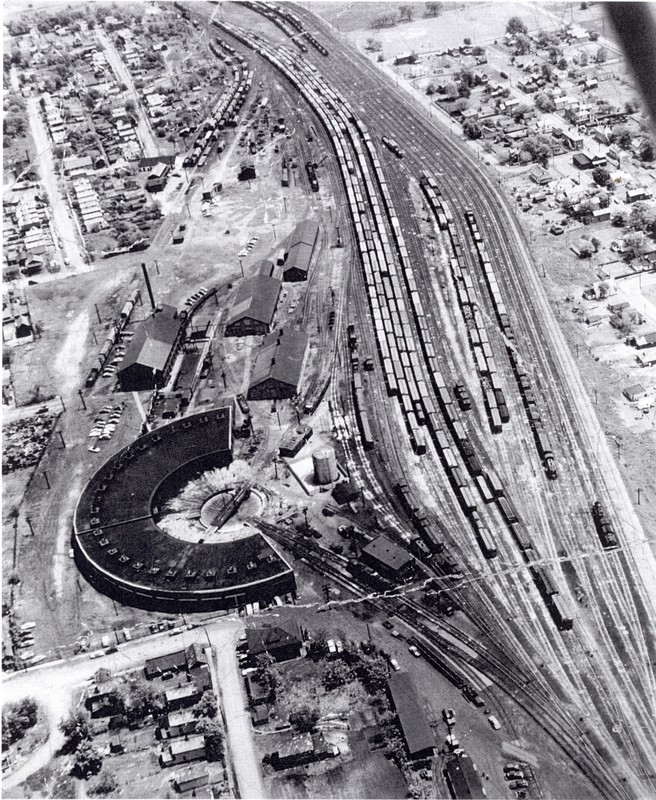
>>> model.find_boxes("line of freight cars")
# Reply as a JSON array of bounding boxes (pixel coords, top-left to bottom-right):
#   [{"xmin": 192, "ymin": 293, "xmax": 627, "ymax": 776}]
[
  {"xmin": 420, "ymin": 173, "xmax": 510, "ymax": 435},
  {"xmin": 237, "ymin": 1, "xmax": 329, "ymax": 55},
  {"xmin": 463, "ymin": 208, "xmax": 557, "ymax": 481},
  {"xmin": 85, "ymin": 291, "xmax": 139, "ymax": 388},
  {"xmin": 181, "ymin": 40, "xmax": 252, "ymax": 168},
  {"xmin": 351, "ymin": 371, "xmax": 374, "ymax": 450},
  {"xmin": 591, "ymin": 501, "xmax": 619, "ymax": 550},
  {"xmin": 219, "ymin": 28, "xmax": 499, "ymax": 564},
  {"xmin": 207, "ymin": 18, "xmax": 575, "ymax": 627}
]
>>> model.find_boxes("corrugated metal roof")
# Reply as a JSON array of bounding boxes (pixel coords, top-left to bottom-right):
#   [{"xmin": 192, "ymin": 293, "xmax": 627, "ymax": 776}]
[
  {"xmin": 249, "ymin": 328, "xmax": 308, "ymax": 391},
  {"xmin": 226, "ymin": 274, "xmax": 281, "ymax": 327}
]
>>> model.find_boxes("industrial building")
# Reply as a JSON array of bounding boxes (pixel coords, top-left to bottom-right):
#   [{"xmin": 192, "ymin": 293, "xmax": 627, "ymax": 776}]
[
  {"xmin": 444, "ymin": 754, "xmax": 486, "ymax": 799},
  {"xmin": 145, "ymin": 161, "xmax": 170, "ymax": 192},
  {"xmin": 247, "ymin": 328, "xmax": 308, "ymax": 400},
  {"xmin": 224, "ymin": 273, "xmax": 282, "ymax": 337},
  {"xmin": 117, "ymin": 305, "xmax": 185, "ymax": 391},
  {"xmin": 386, "ymin": 672, "xmax": 435, "ymax": 760},
  {"xmin": 361, "ymin": 535, "xmax": 415, "ymax": 580},
  {"xmin": 282, "ymin": 220, "xmax": 319, "ymax": 282},
  {"xmin": 73, "ymin": 408, "xmax": 297, "ymax": 613}
]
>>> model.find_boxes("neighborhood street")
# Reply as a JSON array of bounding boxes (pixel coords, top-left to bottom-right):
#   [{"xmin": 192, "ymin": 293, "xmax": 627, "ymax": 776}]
[{"xmin": 3, "ymin": 616, "xmax": 260, "ymax": 793}]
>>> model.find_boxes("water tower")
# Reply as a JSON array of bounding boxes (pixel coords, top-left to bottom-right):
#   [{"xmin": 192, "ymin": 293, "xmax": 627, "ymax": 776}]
[{"xmin": 312, "ymin": 446, "xmax": 338, "ymax": 485}]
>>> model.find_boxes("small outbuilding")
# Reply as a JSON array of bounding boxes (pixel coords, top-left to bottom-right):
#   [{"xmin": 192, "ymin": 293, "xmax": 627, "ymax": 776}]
[
  {"xmin": 239, "ymin": 160, "xmax": 256, "ymax": 181},
  {"xmin": 623, "ymin": 384, "xmax": 646, "ymax": 402}
]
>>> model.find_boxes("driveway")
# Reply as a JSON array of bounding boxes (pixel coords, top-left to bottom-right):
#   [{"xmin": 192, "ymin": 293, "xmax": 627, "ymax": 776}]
[{"xmin": 25, "ymin": 97, "xmax": 86, "ymax": 272}]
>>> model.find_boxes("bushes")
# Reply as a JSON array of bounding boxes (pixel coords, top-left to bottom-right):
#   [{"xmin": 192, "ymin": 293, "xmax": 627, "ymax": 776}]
[{"xmin": 2, "ymin": 698, "xmax": 39, "ymax": 749}]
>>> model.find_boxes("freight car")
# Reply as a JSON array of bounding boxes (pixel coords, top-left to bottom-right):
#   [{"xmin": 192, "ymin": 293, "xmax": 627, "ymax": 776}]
[
  {"xmin": 381, "ymin": 136, "xmax": 404, "ymax": 158},
  {"xmin": 591, "ymin": 501, "xmax": 618, "ymax": 549}
]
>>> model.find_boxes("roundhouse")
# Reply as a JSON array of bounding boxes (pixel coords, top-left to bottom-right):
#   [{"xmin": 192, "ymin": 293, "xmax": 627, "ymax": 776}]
[{"xmin": 73, "ymin": 407, "xmax": 296, "ymax": 612}]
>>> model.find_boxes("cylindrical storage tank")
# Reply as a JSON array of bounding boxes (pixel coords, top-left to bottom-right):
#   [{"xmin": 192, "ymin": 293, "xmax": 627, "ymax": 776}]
[{"xmin": 313, "ymin": 446, "xmax": 338, "ymax": 485}]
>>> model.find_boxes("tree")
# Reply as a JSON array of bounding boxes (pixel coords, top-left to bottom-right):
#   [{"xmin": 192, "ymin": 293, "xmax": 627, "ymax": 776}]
[
  {"xmin": 534, "ymin": 92, "xmax": 556, "ymax": 112},
  {"xmin": 610, "ymin": 124, "xmax": 632, "ymax": 148},
  {"xmin": 612, "ymin": 211, "xmax": 628, "ymax": 227},
  {"xmin": 463, "ymin": 119, "xmax": 482, "ymax": 139},
  {"xmin": 623, "ymin": 231, "xmax": 648, "ymax": 259},
  {"xmin": 424, "ymin": 1, "xmax": 442, "ymax": 16},
  {"xmin": 59, "ymin": 711, "xmax": 92, "ymax": 756},
  {"xmin": 514, "ymin": 33, "xmax": 531, "ymax": 55},
  {"xmin": 506, "ymin": 16, "xmax": 528, "ymax": 35},
  {"xmin": 127, "ymin": 679, "xmax": 164, "ymax": 719},
  {"xmin": 358, "ymin": 656, "xmax": 389, "ymax": 694},
  {"xmin": 596, "ymin": 46, "xmax": 608, "ymax": 63},
  {"xmin": 71, "ymin": 740, "xmax": 103, "ymax": 779},
  {"xmin": 195, "ymin": 717, "xmax": 224, "ymax": 761},
  {"xmin": 557, "ymin": 56, "xmax": 568, "ymax": 71},
  {"xmin": 513, "ymin": 103, "xmax": 532, "ymax": 122},
  {"xmin": 629, "ymin": 202, "xmax": 656, "ymax": 231},
  {"xmin": 398, "ymin": 4, "xmax": 415, "ymax": 22},
  {"xmin": 464, "ymin": 37, "xmax": 472, "ymax": 45},
  {"xmin": 88, "ymin": 768, "xmax": 118, "ymax": 797},
  {"xmin": 579, "ymin": 50, "xmax": 588, "ymax": 67},
  {"xmin": 639, "ymin": 140, "xmax": 655, "ymax": 162},
  {"xmin": 592, "ymin": 167, "xmax": 611, "ymax": 186},
  {"xmin": 307, "ymin": 630, "xmax": 329, "ymax": 661},
  {"xmin": 254, "ymin": 653, "xmax": 281, "ymax": 700},
  {"xmin": 372, "ymin": 13, "xmax": 398, "ymax": 28},
  {"xmin": 193, "ymin": 691, "xmax": 217, "ymax": 719},
  {"xmin": 624, "ymin": 99, "xmax": 639, "ymax": 114},
  {"xmin": 293, "ymin": 705, "xmax": 320, "ymax": 733},
  {"xmin": 322, "ymin": 660, "xmax": 354, "ymax": 691},
  {"xmin": 3, "ymin": 698, "xmax": 39, "ymax": 746},
  {"xmin": 521, "ymin": 135, "xmax": 552, "ymax": 167}
]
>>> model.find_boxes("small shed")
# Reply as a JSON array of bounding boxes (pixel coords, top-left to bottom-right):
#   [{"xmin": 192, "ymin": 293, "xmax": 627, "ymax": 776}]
[
  {"xmin": 239, "ymin": 160, "xmax": 256, "ymax": 181},
  {"xmin": 623, "ymin": 384, "xmax": 646, "ymax": 402}
]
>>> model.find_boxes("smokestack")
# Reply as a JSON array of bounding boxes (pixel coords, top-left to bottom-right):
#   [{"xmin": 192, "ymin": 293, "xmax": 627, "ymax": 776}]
[{"xmin": 141, "ymin": 262, "xmax": 156, "ymax": 311}]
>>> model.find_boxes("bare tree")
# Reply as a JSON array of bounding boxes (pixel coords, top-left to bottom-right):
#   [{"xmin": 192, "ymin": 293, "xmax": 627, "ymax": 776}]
[
  {"xmin": 398, "ymin": 4, "xmax": 415, "ymax": 22},
  {"xmin": 424, "ymin": 1, "xmax": 442, "ymax": 16}
]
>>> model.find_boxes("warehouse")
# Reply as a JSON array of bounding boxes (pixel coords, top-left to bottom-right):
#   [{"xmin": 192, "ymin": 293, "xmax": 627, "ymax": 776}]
[
  {"xmin": 118, "ymin": 305, "xmax": 185, "ymax": 391},
  {"xmin": 360, "ymin": 535, "xmax": 415, "ymax": 580},
  {"xmin": 224, "ymin": 273, "xmax": 282, "ymax": 336},
  {"xmin": 247, "ymin": 328, "xmax": 308, "ymax": 400},
  {"xmin": 145, "ymin": 162, "xmax": 170, "ymax": 192},
  {"xmin": 386, "ymin": 672, "xmax": 435, "ymax": 760},
  {"xmin": 282, "ymin": 220, "xmax": 319, "ymax": 282},
  {"xmin": 444, "ymin": 754, "xmax": 486, "ymax": 799}
]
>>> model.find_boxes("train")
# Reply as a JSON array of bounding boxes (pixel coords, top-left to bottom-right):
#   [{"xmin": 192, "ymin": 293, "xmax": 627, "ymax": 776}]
[
  {"xmin": 200, "ymin": 11, "xmax": 576, "ymax": 630},
  {"xmin": 381, "ymin": 136, "xmax": 404, "ymax": 158}
]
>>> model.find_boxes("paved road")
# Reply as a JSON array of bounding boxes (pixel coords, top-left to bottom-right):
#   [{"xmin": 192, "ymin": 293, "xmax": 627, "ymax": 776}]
[
  {"xmin": 25, "ymin": 97, "xmax": 86, "ymax": 272},
  {"xmin": 3, "ymin": 617, "xmax": 247, "ymax": 790},
  {"xmin": 210, "ymin": 629, "xmax": 266, "ymax": 799},
  {"xmin": 96, "ymin": 27, "xmax": 159, "ymax": 158}
]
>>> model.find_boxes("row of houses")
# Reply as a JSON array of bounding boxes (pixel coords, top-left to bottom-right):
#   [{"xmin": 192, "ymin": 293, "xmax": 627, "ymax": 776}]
[{"xmin": 72, "ymin": 177, "xmax": 107, "ymax": 233}]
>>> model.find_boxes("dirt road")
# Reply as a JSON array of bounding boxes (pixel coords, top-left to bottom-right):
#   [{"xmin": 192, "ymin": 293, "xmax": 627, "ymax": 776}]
[
  {"xmin": 95, "ymin": 27, "xmax": 159, "ymax": 159},
  {"xmin": 25, "ymin": 97, "xmax": 86, "ymax": 272},
  {"xmin": 3, "ymin": 617, "xmax": 244, "ymax": 789}
]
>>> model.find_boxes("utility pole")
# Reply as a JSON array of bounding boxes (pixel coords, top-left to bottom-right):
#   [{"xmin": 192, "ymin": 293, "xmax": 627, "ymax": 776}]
[
  {"xmin": 94, "ymin": 304, "xmax": 101, "ymax": 324},
  {"xmin": 593, "ymin": 388, "xmax": 598, "ymax": 405},
  {"xmin": 637, "ymin": 488, "xmax": 642, "ymax": 505},
  {"xmin": 43, "ymin": 471, "xmax": 50, "ymax": 490},
  {"xmin": 58, "ymin": 431, "xmax": 66, "ymax": 448},
  {"xmin": 322, "ymin": 583, "xmax": 331, "ymax": 603},
  {"xmin": 274, "ymin": 459, "xmax": 278, "ymax": 480},
  {"xmin": 60, "ymin": 395, "xmax": 66, "ymax": 412},
  {"xmin": 221, "ymin": 370, "xmax": 227, "ymax": 389},
  {"xmin": 303, "ymin": 507, "xmax": 309, "ymax": 528},
  {"xmin": 239, "ymin": 258, "xmax": 244, "ymax": 277},
  {"xmin": 25, "ymin": 517, "xmax": 35, "ymax": 537},
  {"xmin": 78, "ymin": 390, "xmax": 87, "ymax": 410}
]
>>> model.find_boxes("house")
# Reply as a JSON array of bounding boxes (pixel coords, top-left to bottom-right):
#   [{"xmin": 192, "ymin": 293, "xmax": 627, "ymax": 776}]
[
  {"xmin": 224, "ymin": 274, "xmax": 282, "ymax": 337},
  {"xmin": 245, "ymin": 674, "xmax": 270, "ymax": 706},
  {"xmin": 118, "ymin": 305, "xmax": 185, "ymax": 391},
  {"xmin": 165, "ymin": 683, "xmax": 202, "ymax": 711},
  {"xmin": 623, "ymin": 384, "xmax": 647, "ymax": 401},
  {"xmin": 246, "ymin": 622, "xmax": 303, "ymax": 663},
  {"xmin": 247, "ymin": 328, "xmax": 308, "ymax": 400},
  {"xmin": 626, "ymin": 188, "xmax": 647, "ymax": 203},
  {"xmin": 62, "ymin": 155, "xmax": 93, "ymax": 177},
  {"xmin": 630, "ymin": 332, "xmax": 656, "ymax": 349},
  {"xmin": 637, "ymin": 350, "xmax": 656, "ymax": 367},
  {"xmin": 561, "ymin": 128, "xmax": 584, "ymax": 149},
  {"xmin": 160, "ymin": 734, "xmax": 206, "ymax": 767},
  {"xmin": 270, "ymin": 733, "xmax": 315, "ymax": 770},
  {"xmin": 144, "ymin": 644, "xmax": 207, "ymax": 680},
  {"xmin": 394, "ymin": 52, "xmax": 417, "ymax": 65},
  {"xmin": 282, "ymin": 220, "xmax": 319, "ymax": 282},
  {"xmin": 529, "ymin": 165, "xmax": 553, "ymax": 185},
  {"xmin": 145, "ymin": 162, "xmax": 170, "ymax": 193},
  {"xmin": 592, "ymin": 208, "xmax": 611, "ymax": 222},
  {"xmin": 360, "ymin": 536, "xmax": 415, "ymax": 581},
  {"xmin": 572, "ymin": 152, "xmax": 593, "ymax": 170},
  {"xmin": 444, "ymin": 754, "xmax": 486, "ymax": 800},
  {"xmin": 386, "ymin": 672, "xmax": 435, "ymax": 760},
  {"xmin": 159, "ymin": 709, "xmax": 198, "ymax": 739},
  {"xmin": 174, "ymin": 767, "xmax": 210, "ymax": 794},
  {"xmin": 251, "ymin": 705, "xmax": 270, "ymax": 726},
  {"xmin": 238, "ymin": 160, "xmax": 256, "ymax": 181}
]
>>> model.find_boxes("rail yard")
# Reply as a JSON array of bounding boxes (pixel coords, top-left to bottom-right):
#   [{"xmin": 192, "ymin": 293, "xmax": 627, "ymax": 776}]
[{"xmin": 3, "ymin": 2, "xmax": 656, "ymax": 799}]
